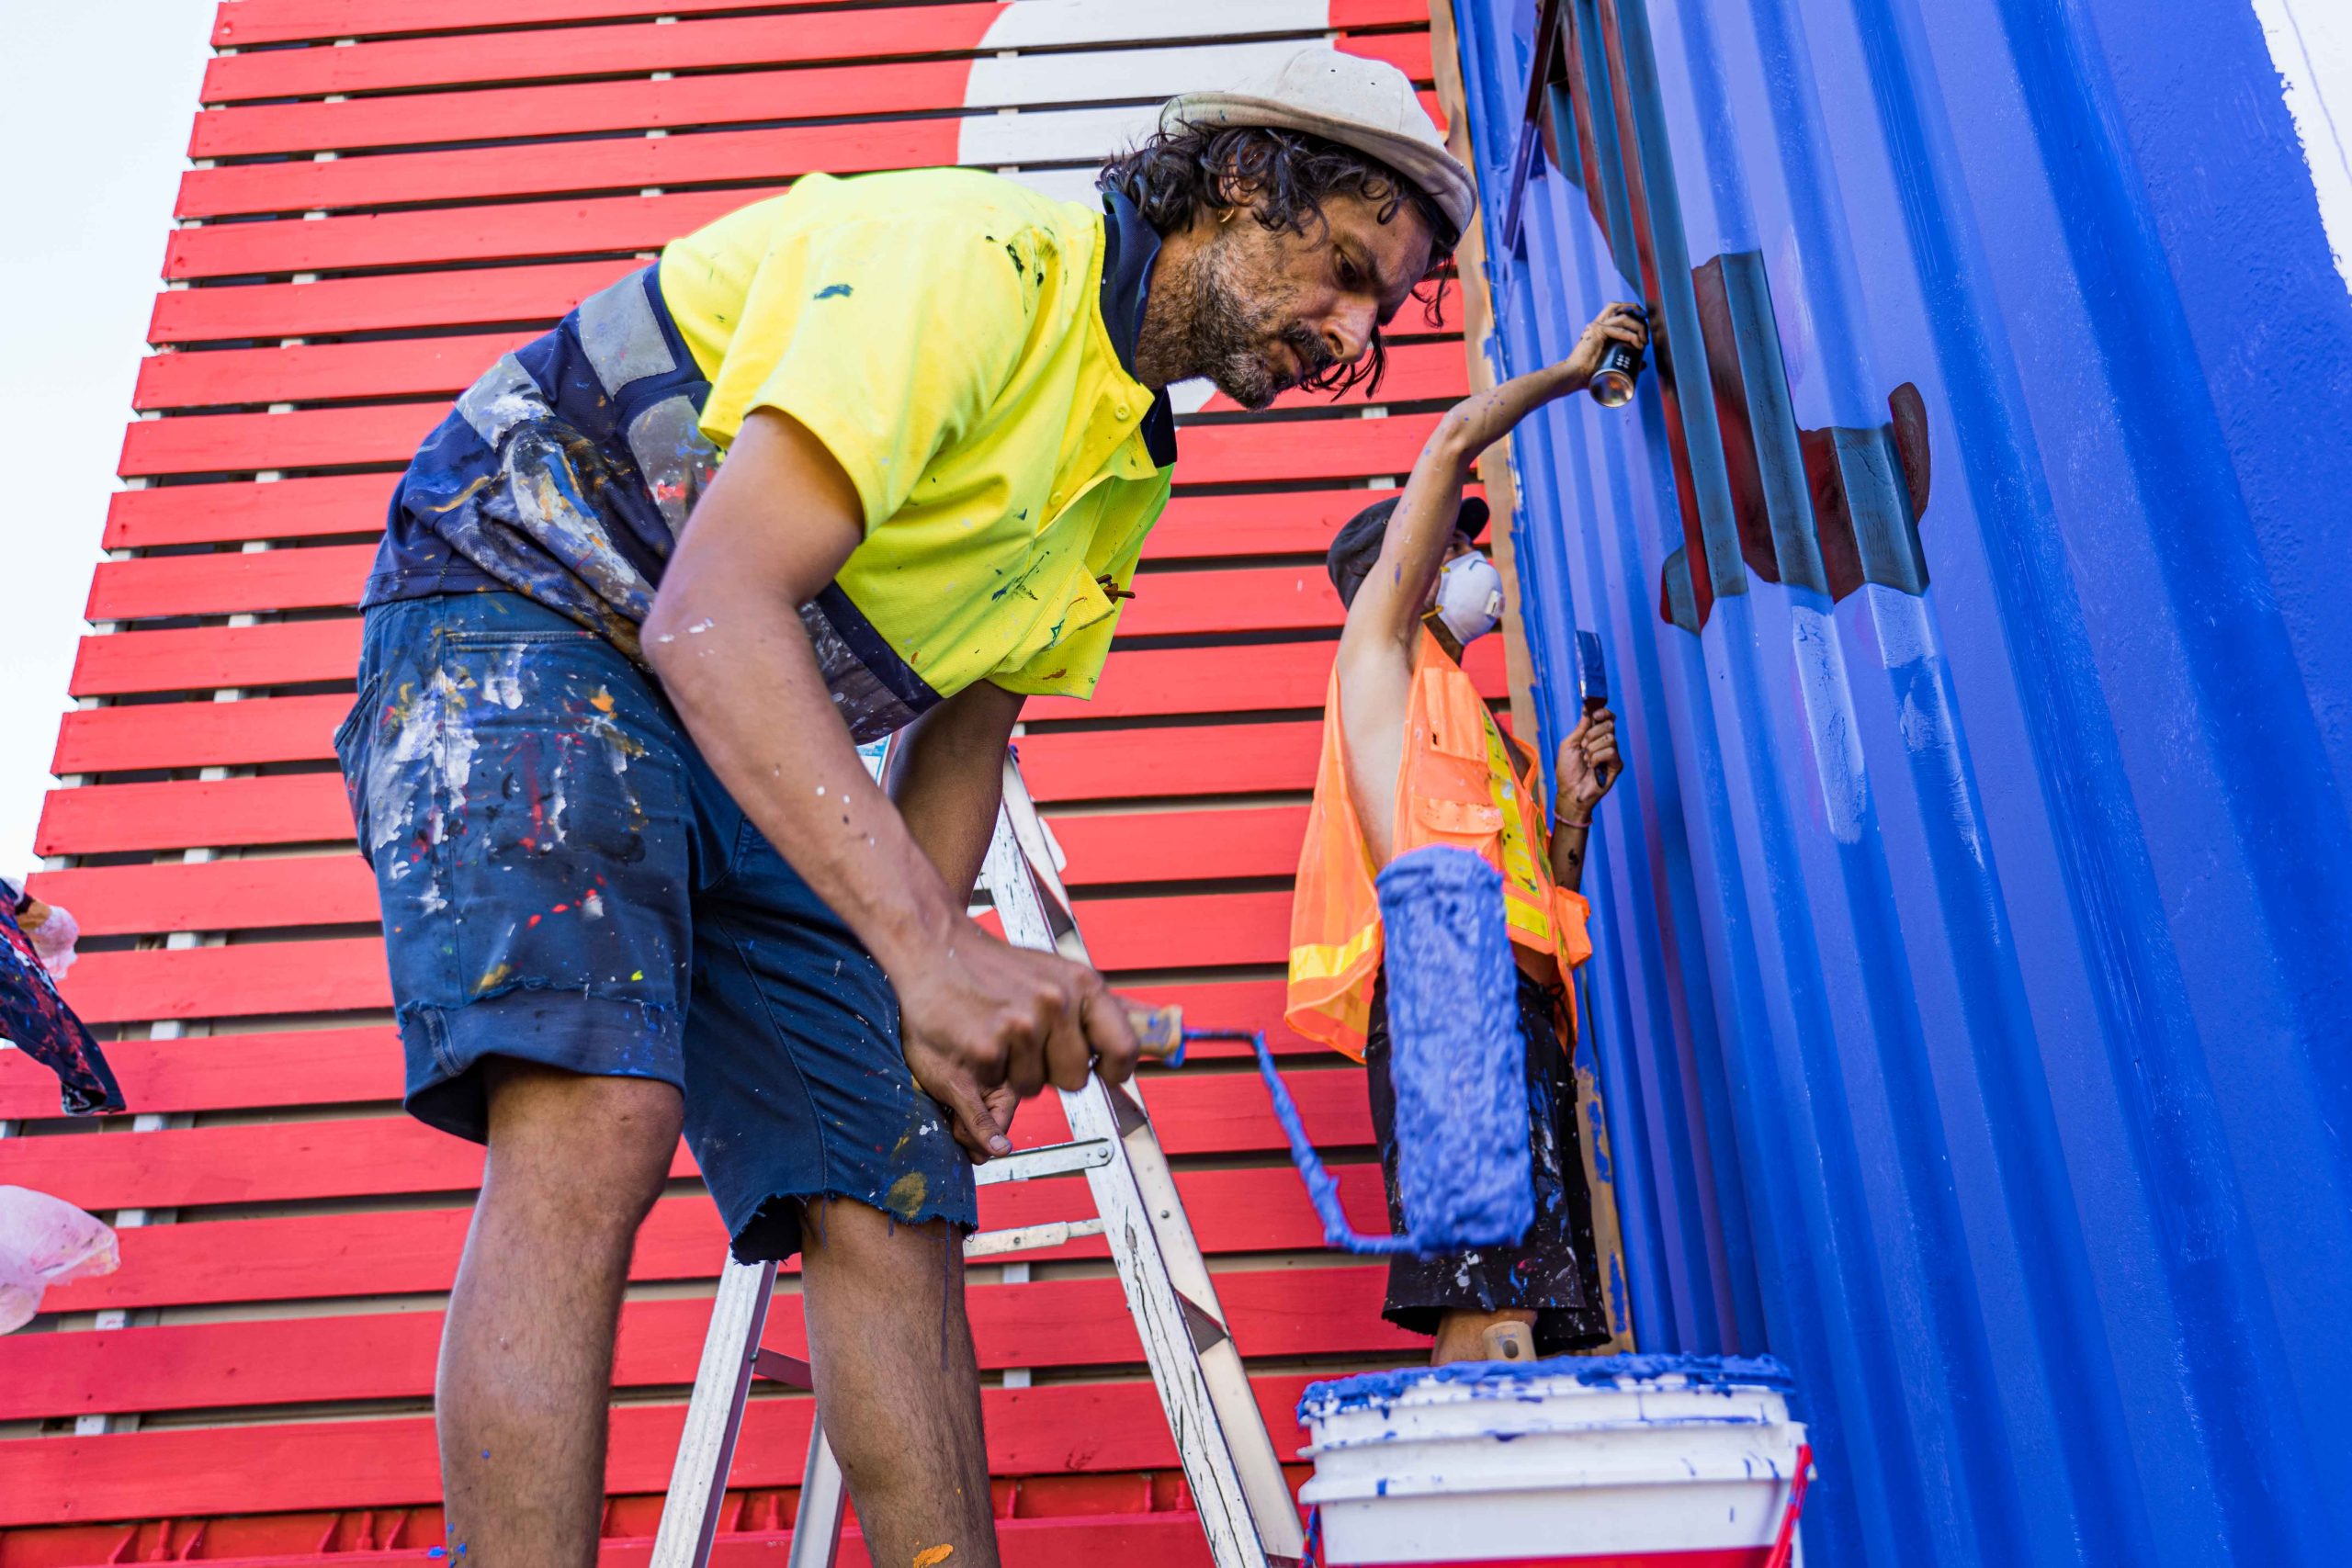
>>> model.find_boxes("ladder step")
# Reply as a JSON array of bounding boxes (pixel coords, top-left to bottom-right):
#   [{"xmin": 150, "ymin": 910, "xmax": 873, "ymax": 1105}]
[
  {"xmin": 749, "ymin": 1348, "xmax": 814, "ymax": 1390},
  {"xmin": 963, "ymin": 1216, "xmax": 1108, "ymax": 1259},
  {"xmin": 970, "ymin": 1137, "xmax": 1116, "ymax": 1186}
]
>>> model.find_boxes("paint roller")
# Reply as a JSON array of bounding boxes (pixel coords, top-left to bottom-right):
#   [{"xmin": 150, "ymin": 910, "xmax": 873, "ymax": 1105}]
[{"xmin": 1197, "ymin": 846, "xmax": 1534, "ymax": 1255}]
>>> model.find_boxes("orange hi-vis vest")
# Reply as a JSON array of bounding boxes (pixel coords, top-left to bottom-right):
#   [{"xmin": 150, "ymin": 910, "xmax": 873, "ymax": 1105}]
[{"xmin": 1285, "ymin": 629, "xmax": 1594, "ymax": 1061}]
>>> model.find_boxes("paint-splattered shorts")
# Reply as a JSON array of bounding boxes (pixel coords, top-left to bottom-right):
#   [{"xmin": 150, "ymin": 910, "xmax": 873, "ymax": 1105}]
[
  {"xmin": 334, "ymin": 590, "xmax": 977, "ymax": 1260},
  {"xmin": 1365, "ymin": 972, "xmax": 1612, "ymax": 1354}
]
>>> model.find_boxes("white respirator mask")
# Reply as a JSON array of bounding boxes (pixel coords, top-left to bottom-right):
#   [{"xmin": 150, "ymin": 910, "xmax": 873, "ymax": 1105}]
[{"xmin": 1430, "ymin": 550, "xmax": 1505, "ymax": 645}]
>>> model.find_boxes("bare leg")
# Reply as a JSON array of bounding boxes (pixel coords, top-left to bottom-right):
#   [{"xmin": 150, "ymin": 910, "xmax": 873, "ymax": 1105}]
[
  {"xmin": 435, "ymin": 1061, "xmax": 683, "ymax": 1565},
  {"xmin": 798, "ymin": 1199, "xmax": 998, "ymax": 1568},
  {"xmin": 1431, "ymin": 1307, "xmax": 1539, "ymax": 1366}
]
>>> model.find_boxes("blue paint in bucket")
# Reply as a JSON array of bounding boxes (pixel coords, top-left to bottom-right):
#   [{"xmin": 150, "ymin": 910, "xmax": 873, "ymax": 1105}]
[
  {"xmin": 1299, "ymin": 1352, "xmax": 1798, "ymax": 1419},
  {"xmin": 1210, "ymin": 845, "xmax": 1532, "ymax": 1256}
]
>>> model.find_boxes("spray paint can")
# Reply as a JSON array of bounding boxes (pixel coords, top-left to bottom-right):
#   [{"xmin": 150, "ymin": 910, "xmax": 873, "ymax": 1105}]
[{"xmin": 1589, "ymin": 305, "xmax": 1648, "ymax": 408}]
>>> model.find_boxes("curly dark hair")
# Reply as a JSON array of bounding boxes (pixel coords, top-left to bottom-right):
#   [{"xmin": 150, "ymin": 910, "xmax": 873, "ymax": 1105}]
[{"xmin": 1099, "ymin": 123, "xmax": 1459, "ymax": 399}]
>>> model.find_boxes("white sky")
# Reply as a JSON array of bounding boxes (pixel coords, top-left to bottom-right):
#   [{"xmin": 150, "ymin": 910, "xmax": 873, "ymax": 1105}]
[{"xmin": 0, "ymin": 1, "xmax": 214, "ymax": 873}]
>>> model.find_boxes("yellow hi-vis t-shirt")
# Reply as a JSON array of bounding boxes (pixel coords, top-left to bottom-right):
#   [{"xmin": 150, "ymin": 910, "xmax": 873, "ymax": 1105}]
[{"xmin": 658, "ymin": 168, "xmax": 1173, "ymax": 714}]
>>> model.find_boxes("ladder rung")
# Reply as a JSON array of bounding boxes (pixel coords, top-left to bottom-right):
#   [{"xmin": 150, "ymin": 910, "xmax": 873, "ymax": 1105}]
[
  {"xmin": 962, "ymin": 1216, "xmax": 1109, "ymax": 1259},
  {"xmin": 749, "ymin": 1348, "xmax": 814, "ymax": 1389},
  {"xmin": 970, "ymin": 1137, "xmax": 1115, "ymax": 1186}
]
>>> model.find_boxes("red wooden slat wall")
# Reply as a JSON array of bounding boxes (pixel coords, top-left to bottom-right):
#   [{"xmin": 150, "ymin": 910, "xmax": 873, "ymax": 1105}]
[{"xmin": 0, "ymin": 3, "xmax": 1487, "ymax": 1562}]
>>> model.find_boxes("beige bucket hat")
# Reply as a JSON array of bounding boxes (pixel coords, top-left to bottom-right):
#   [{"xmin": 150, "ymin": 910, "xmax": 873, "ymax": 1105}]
[{"xmin": 1161, "ymin": 47, "xmax": 1477, "ymax": 236}]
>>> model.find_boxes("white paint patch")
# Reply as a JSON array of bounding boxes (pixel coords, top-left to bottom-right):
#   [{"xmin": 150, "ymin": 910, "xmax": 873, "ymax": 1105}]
[
  {"xmin": 1862, "ymin": 581, "xmax": 1934, "ymax": 670},
  {"xmin": 365, "ymin": 671, "xmax": 481, "ymax": 914},
  {"xmin": 481, "ymin": 644, "xmax": 528, "ymax": 709},
  {"xmin": 1791, "ymin": 604, "xmax": 1866, "ymax": 844},
  {"xmin": 2252, "ymin": 0, "xmax": 2352, "ymax": 297}
]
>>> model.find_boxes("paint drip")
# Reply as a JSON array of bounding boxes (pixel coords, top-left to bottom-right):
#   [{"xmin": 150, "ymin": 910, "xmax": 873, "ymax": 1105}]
[{"xmin": 1213, "ymin": 846, "xmax": 1532, "ymax": 1256}]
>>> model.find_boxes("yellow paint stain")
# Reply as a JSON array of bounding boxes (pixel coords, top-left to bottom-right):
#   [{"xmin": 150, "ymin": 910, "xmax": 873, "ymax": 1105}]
[
  {"xmin": 474, "ymin": 962, "xmax": 514, "ymax": 995},
  {"xmin": 590, "ymin": 689, "xmax": 616, "ymax": 714},
  {"xmin": 884, "ymin": 1171, "xmax": 928, "ymax": 1221},
  {"xmin": 630, "ymin": 970, "xmax": 645, "ymax": 981},
  {"xmin": 914, "ymin": 1546, "xmax": 954, "ymax": 1568}
]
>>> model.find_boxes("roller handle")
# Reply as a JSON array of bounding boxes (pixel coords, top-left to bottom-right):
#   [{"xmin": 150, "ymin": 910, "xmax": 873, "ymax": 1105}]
[{"xmin": 1125, "ymin": 1003, "xmax": 1186, "ymax": 1066}]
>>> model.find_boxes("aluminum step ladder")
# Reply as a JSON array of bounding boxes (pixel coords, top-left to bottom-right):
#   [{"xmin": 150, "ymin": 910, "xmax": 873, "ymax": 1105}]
[{"xmin": 649, "ymin": 749, "xmax": 1307, "ymax": 1568}]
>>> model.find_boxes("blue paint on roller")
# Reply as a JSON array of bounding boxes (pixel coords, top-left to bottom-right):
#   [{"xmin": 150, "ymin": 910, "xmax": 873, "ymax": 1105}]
[
  {"xmin": 1198, "ymin": 845, "xmax": 1532, "ymax": 1256},
  {"xmin": 1379, "ymin": 846, "xmax": 1532, "ymax": 1249}
]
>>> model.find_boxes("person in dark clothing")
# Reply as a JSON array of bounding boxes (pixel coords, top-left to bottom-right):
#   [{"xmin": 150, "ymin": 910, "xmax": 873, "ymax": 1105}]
[{"xmin": 0, "ymin": 878, "xmax": 120, "ymax": 1117}]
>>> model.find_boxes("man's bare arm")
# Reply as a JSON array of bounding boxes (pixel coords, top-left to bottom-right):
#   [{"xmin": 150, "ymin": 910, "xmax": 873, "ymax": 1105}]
[
  {"xmin": 888, "ymin": 679, "xmax": 1025, "ymax": 909},
  {"xmin": 643, "ymin": 409, "xmax": 1136, "ymax": 1153},
  {"xmin": 1337, "ymin": 303, "xmax": 1646, "ymax": 666}
]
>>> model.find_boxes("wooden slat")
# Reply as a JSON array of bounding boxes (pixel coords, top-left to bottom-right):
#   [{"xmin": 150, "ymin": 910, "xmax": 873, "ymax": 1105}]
[
  {"xmin": 0, "ymin": 1067, "xmax": 1367, "ymax": 1213},
  {"xmin": 195, "ymin": 1, "xmax": 1421, "ymax": 104},
  {"xmin": 148, "ymin": 258, "xmax": 635, "ymax": 344},
  {"xmin": 28, "ymin": 722, "xmax": 1325, "ymax": 857},
  {"xmin": 0, "ymin": 977, "xmax": 1309, "ymax": 1121},
  {"xmin": 212, "ymin": 0, "xmax": 842, "ymax": 48},
  {"xmin": 131, "ymin": 318, "xmax": 1458, "ymax": 411},
  {"xmin": 36, "ymin": 774, "xmax": 359, "ymax": 857},
  {"xmin": 105, "ymin": 474, "xmax": 396, "ymax": 549},
  {"xmin": 118, "ymin": 384, "xmax": 1440, "ymax": 478},
  {"xmin": 0, "ymin": 1024, "xmax": 394, "ymax": 1120},
  {"xmin": 1048, "ymin": 805, "xmax": 1308, "ymax": 886},
  {"xmin": 70, "ymin": 619, "xmax": 359, "ymax": 699},
  {"xmin": 88, "ymin": 547, "xmax": 1340, "ymax": 637},
  {"xmin": 198, "ymin": 5, "xmax": 1002, "ymax": 102},
  {"xmin": 86, "ymin": 544, "xmax": 378, "ymax": 620},
  {"xmin": 53, "ymin": 694, "xmax": 354, "ymax": 772},
  {"xmin": 176, "ymin": 96, "xmax": 1436, "ymax": 237},
  {"xmin": 1021, "ymin": 720, "xmax": 1325, "ymax": 801},
  {"xmin": 186, "ymin": 34, "xmax": 1430, "ymax": 160},
  {"xmin": 1032, "ymin": 634, "xmax": 1504, "ymax": 721},
  {"xmin": 41, "ymin": 881, "xmax": 1295, "ymax": 1021},
  {"xmin": 98, "ymin": 475, "xmax": 1422, "ymax": 552},
  {"xmin": 53, "ymin": 936, "xmax": 388, "ymax": 1023},
  {"xmin": 59, "ymin": 642, "xmax": 1498, "ymax": 761},
  {"xmin": 33, "ymin": 854, "xmax": 373, "ymax": 937},
  {"xmin": 2, "ymin": 1265, "xmax": 1404, "ymax": 1423},
  {"xmin": 29, "ymin": 1160, "xmax": 1379, "ymax": 1317},
  {"xmin": 165, "ymin": 191, "xmax": 747, "ymax": 280},
  {"xmin": 135, "ymin": 330, "xmax": 539, "ymax": 408},
  {"xmin": 0, "ymin": 1373, "xmax": 1330, "ymax": 1527},
  {"xmin": 28, "ymin": 800, "xmax": 1307, "ymax": 938},
  {"xmin": 175, "ymin": 119, "xmax": 954, "ymax": 220}
]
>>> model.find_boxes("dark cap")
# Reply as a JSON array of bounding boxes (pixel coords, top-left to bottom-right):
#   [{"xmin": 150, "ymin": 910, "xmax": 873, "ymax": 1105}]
[{"xmin": 1326, "ymin": 494, "xmax": 1490, "ymax": 609}]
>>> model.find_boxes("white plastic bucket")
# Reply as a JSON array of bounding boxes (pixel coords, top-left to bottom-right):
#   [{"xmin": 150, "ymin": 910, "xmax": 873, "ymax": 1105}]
[{"xmin": 1297, "ymin": 1356, "xmax": 1809, "ymax": 1568}]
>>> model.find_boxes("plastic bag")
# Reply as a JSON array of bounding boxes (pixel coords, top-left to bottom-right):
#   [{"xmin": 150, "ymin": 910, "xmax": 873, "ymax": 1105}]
[
  {"xmin": 0, "ymin": 1186, "xmax": 119, "ymax": 1334},
  {"xmin": 28, "ymin": 900, "xmax": 78, "ymax": 981}
]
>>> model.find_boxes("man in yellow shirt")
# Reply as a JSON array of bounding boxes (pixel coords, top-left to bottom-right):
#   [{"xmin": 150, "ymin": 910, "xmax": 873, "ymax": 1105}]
[{"xmin": 335, "ymin": 50, "xmax": 1474, "ymax": 1568}]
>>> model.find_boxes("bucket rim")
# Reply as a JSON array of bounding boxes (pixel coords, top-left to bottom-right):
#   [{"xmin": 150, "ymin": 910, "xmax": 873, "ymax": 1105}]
[{"xmin": 1299, "ymin": 1352, "xmax": 1796, "ymax": 1420}]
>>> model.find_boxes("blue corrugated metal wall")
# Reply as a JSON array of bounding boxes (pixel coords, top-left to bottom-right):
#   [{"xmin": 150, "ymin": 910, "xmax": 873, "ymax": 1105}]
[{"xmin": 1450, "ymin": 0, "xmax": 2352, "ymax": 1562}]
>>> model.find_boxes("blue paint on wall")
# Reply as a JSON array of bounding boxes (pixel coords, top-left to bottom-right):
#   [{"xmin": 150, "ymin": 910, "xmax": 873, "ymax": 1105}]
[{"xmin": 1452, "ymin": 0, "xmax": 2352, "ymax": 1562}]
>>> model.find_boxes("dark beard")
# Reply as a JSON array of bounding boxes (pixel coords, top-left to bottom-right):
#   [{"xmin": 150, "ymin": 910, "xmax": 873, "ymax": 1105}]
[{"xmin": 1134, "ymin": 237, "xmax": 1331, "ymax": 411}]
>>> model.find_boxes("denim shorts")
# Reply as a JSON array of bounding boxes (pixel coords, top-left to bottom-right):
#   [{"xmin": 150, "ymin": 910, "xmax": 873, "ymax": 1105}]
[{"xmin": 334, "ymin": 590, "xmax": 977, "ymax": 1259}]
